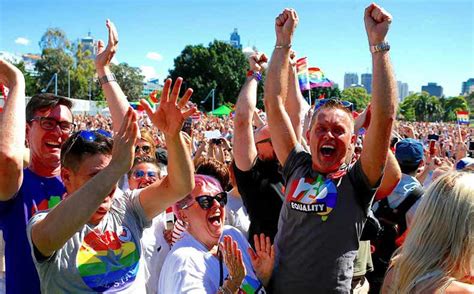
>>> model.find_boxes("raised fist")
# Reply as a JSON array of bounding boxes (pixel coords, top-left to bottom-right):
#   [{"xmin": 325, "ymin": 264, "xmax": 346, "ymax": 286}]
[
  {"xmin": 364, "ymin": 3, "xmax": 392, "ymax": 45},
  {"xmin": 275, "ymin": 8, "xmax": 299, "ymax": 46},
  {"xmin": 248, "ymin": 52, "xmax": 268, "ymax": 73}
]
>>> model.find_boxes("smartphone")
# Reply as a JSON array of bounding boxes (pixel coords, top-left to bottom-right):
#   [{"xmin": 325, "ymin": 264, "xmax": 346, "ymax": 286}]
[
  {"xmin": 428, "ymin": 134, "xmax": 440, "ymax": 141},
  {"xmin": 429, "ymin": 140, "xmax": 436, "ymax": 156},
  {"xmin": 181, "ymin": 117, "xmax": 193, "ymax": 136},
  {"xmin": 469, "ymin": 141, "xmax": 474, "ymax": 151}
]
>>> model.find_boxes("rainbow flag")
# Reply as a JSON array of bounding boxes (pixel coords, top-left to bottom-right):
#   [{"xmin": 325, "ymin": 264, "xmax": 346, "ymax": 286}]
[
  {"xmin": 456, "ymin": 111, "xmax": 469, "ymax": 124},
  {"xmin": 296, "ymin": 57, "xmax": 310, "ymax": 91},
  {"xmin": 308, "ymin": 67, "xmax": 334, "ymax": 88}
]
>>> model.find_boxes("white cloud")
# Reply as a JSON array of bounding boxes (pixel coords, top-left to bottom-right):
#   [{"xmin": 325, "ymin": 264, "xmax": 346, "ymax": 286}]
[
  {"xmin": 146, "ymin": 52, "xmax": 163, "ymax": 61},
  {"xmin": 15, "ymin": 37, "xmax": 30, "ymax": 46},
  {"xmin": 140, "ymin": 65, "xmax": 159, "ymax": 81}
]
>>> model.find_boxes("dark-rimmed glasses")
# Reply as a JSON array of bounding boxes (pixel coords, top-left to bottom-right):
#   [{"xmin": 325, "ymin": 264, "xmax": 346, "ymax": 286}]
[
  {"xmin": 61, "ymin": 130, "xmax": 112, "ymax": 165},
  {"xmin": 30, "ymin": 116, "xmax": 76, "ymax": 133},
  {"xmin": 314, "ymin": 99, "xmax": 353, "ymax": 112},
  {"xmin": 182, "ymin": 192, "xmax": 227, "ymax": 210}
]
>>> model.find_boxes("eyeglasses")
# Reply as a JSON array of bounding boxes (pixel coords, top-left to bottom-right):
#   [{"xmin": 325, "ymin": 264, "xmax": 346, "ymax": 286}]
[
  {"xmin": 132, "ymin": 169, "xmax": 158, "ymax": 180},
  {"xmin": 61, "ymin": 130, "xmax": 112, "ymax": 165},
  {"xmin": 135, "ymin": 145, "xmax": 152, "ymax": 154},
  {"xmin": 30, "ymin": 116, "xmax": 76, "ymax": 133},
  {"xmin": 256, "ymin": 137, "xmax": 272, "ymax": 145},
  {"xmin": 182, "ymin": 192, "xmax": 227, "ymax": 210},
  {"xmin": 314, "ymin": 99, "xmax": 353, "ymax": 112}
]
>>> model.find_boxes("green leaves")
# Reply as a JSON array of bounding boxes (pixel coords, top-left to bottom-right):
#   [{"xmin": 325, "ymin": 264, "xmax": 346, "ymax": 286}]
[{"xmin": 110, "ymin": 63, "xmax": 144, "ymax": 101}]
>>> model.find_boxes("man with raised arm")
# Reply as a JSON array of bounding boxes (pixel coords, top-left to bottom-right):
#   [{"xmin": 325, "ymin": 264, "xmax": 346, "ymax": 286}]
[
  {"xmin": 27, "ymin": 77, "xmax": 195, "ymax": 292},
  {"xmin": 0, "ymin": 59, "xmax": 73, "ymax": 294},
  {"xmin": 264, "ymin": 4, "xmax": 397, "ymax": 293}
]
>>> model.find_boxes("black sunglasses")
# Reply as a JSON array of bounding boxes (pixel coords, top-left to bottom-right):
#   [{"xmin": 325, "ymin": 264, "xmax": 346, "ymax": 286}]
[
  {"xmin": 135, "ymin": 145, "xmax": 151, "ymax": 154},
  {"xmin": 30, "ymin": 116, "xmax": 76, "ymax": 134},
  {"xmin": 182, "ymin": 192, "xmax": 227, "ymax": 210}
]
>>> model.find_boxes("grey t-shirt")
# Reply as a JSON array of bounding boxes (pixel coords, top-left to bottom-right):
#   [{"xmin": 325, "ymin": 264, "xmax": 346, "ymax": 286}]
[
  {"xmin": 27, "ymin": 189, "xmax": 151, "ymax": 293},
  {"xmin": 273, "ymin": 145, "xmax": 378, "ymax": 294}
]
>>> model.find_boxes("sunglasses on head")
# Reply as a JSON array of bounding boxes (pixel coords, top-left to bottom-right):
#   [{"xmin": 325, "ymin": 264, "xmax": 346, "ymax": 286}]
[
  {"xmin": 30, "ymin": 116, "xmax": 76, "ymax": 134},
  {"xmin": 135, "ymin": 145, "xmax": 151, "ymax": 154},
  {"xmin": 132, "ymin": 169, "xmax": 158, "ymax": 179},
  {"xmin": 61, "ymin": 130, "xmax": 112, "ymax": 165},
  {"xmin": 182, "ymin": 192, "xmax": 227, "ymax": 210},
  {"xmin": 314, "ymin": 99, "xmax": 353, "ymax": 112}
]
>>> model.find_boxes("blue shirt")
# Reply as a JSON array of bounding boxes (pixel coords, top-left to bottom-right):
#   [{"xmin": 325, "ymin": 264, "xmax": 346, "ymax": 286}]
[{"xmin": 0, "ymin": 168, "xmax": 64, "ymax": 294}]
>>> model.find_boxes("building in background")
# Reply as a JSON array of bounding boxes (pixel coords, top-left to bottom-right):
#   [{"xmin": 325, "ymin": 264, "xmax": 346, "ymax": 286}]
[
  {"xmin": 361, "ymin": 73, "xmax": 372, "ymax": 94},
  {"xmin": 344, "ymin": 72, "xmax": 358, "ymax": 89},
  {"xmin": 461, "ymin": 78, "xmax": 474, "ymax": 95},
  {"xmin": 421, "ymin": 82, "xmax": 443, "ymax": 97},
  {"xmin": 142, "ymin": 78, "xmax": 161, "ymax": 97},
  {"xmin": 397, "ymin": 81, "xmax": 409, "ymax": 101},
  {"xmin": 79, "ymin": 32, "xmax": 97, "ymax": 59},
  {"xmin": 22, "ymin": 53, "xmax": 41, "ymax": 74},
  {"xmin": 229, "ymin": 28, "xmax": 242, "ymax": 50}
]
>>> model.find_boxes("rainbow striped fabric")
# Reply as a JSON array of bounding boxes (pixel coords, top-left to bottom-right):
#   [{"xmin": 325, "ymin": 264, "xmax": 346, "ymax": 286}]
[
  {"xmin": 456, "ymin": 111, "xmax": 469, "ymax": 124},
  {"xmin": 296, "ymin": 57, "xmax": 311, "ymax": 91},
  {"xmin": 308, "ymin": 67, "xmax": 334, "ymax": 88}
]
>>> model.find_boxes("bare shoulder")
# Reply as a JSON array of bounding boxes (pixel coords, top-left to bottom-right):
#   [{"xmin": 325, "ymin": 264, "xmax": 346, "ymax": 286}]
[{"xmin": 444, "ymin": 281, "xmax": 474, "ymax": 293}]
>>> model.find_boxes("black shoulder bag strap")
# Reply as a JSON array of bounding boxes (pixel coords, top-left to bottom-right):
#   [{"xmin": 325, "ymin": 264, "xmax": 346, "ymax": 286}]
[
  {"xmin": 393, "ymin": 186, "xmax": 424, "ymax": 234},
  {"xmin": 218, "ymin": 249, "xmax": 224, "ymax": 287}
]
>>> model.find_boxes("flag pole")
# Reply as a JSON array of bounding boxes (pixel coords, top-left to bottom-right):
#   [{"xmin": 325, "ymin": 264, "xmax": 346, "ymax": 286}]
[{"xmin": 307, "ymin": 89, "xmax": 312, "ymax": 106}]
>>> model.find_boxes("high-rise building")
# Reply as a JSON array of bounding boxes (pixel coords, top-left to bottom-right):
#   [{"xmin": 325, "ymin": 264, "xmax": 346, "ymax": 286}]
[
  {"xmin": 361, "ymin": 73, "xmax": 372, "ymax": 94},
  {"xmin": 397, "ymin": 81, "xmax": 409, "ymax": 101},
  {"xmin": 79, "ymin": 32, "xmax": 97, "ymax": 59},
  {"xmin": 229, "ymin": 28, "xmax": 242, "ymax": 50},
  {"xmin": 421, "ymin": 82, "xmax": 443, "ymax": 97},
  {"xmin": 461, "ymin": 78, "xmax": 474, "ymax": 95},
  {"xmin": 344, "ymin": 73, "xmax": 358, "ymax": 89}
]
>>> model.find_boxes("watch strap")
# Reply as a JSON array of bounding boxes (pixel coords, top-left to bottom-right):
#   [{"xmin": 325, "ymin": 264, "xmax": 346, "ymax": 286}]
[
  {"xmin": 99, "ymin": 73, "xmax": 117, "ymax": 86},
  {"xmin": 370, "ymin": 41, "xmax": 390, "ymax": 53}
]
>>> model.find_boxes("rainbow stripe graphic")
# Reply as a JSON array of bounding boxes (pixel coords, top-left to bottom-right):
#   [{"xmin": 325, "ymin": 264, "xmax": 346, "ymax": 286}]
[
  {"xmin": 239, "ymin": 275, "xmax": 264, "ymax": 293},
  {"xmin": 76, "ymin": 227, "xmax": 140, "ymax": 292},
  {"xmin": 456, "ymin": 111, "xmax": 469, "ymax": 124}
]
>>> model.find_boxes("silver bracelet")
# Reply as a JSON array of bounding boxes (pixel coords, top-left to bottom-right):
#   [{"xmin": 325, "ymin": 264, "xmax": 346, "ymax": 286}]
[
  {"xmin": 98, "ymin": 73, "xmax": 117, "ymax": 86},
  {"xmin": 274, "ymin": 44, "xmax": 292, "ymax": 49}
]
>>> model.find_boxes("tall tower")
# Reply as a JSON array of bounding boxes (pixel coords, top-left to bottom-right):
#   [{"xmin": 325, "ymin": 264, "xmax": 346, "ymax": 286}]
[{"xmin": 230, "ymin": 28, "xmax": 242, "ymax": 50}]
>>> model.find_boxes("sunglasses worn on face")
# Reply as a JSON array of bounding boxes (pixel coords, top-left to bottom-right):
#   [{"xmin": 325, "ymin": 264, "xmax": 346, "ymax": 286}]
[
  {"xmin": 61, "ymin": 130, "xmax": 112, "ymax": 165},
  {"xmin": 182, "ymin": 192, "xmax": 227, "ymax": 210},
  {"xmin": 30, "ymin": 116, "xmax": 76, "ymax": 133},
  {"xmin": 314, "ymin": 99, "xmax": 354, "ymax": 112},
  {"xmin": 132, "ymin": 170, "xmax": 158, "ymax": 179},
  {"xmin": 135, "ymin": 145, "xmax": 151, "ymax": 154}
]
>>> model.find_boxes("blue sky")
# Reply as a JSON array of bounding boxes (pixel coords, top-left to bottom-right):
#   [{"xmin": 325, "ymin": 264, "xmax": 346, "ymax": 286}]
[{"xmin": 1, "ymin": 0, "xmax": 473, "ymax": 97}]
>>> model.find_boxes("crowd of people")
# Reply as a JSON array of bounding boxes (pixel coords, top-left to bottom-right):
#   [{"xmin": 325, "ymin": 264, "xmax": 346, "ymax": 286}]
[{"xmin": 0, "ymin": 3, "xmax": 473, "ymax": 294}]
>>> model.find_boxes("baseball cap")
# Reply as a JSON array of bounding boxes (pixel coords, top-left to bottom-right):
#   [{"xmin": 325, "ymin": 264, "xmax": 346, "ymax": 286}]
[
  {"xmin": 395, "ymin": 138, "xmax": 424, "ymax": 164},
  {"xmin": 456, "ymin": 157, "xmax": 474, "ymax": 170}
]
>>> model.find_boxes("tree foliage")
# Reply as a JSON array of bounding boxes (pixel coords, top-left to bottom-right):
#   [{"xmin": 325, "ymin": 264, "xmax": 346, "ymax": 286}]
[
  {"xmin": 399, "ymin": 91, "xmax": 468, "ymax": 122},
  {"xmin": 169, "ymin": 40, "xmax": 253, "ymax": 111},
  {"xmin": 13, "ymin": 61, "xmax": 39, "ymax": 96},
  {"xmin": 110, "ymin": 63, "xmax": 144, "ymax": 101},
  {"xmin": 341, "ymin": 87, "xmax": 371, "ymax": 111},
  {"xmin": 39, "ymin": 28, "xmax": 71, "ymax": 52}
]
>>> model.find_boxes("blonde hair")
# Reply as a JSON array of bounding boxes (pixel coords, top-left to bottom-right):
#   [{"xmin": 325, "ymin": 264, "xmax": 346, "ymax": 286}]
[{"xmin": 389, "ymin": 171, "xmax": 474, "ymax": 293}]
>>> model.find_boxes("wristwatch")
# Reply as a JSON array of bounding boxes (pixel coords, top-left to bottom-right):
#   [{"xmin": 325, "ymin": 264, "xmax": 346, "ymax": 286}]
[
  {"xmin": 98, "ymin": 73, "xmax": 117, "ymax": 86},
  {"xmin": 370, "ymin": 41, "xmax": 390, "ymax": 53}
]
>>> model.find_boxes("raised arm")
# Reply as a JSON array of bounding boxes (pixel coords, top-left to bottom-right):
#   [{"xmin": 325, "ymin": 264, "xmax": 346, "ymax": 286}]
[
  {"xmin": 139, "ymin": 78, "xmax": 196, "ymax": 220},
  {"xmin": 263, "ymin": 9, "xmax": 299, "ymax": 166},
  {"xmin": 285, "ymin": 51, "xmax": 310, "ymax": 143},
  {"xmin": 359, "ymin": 3, "xmax": 398, "ymax": 186},
  {"xmin": 0, "ymin": 59, "xmax": 26, "ymax": 201},
  {"xmin": 31, "ymin": 108, "xmax": 138, "ymax": 257},
  {"xmin": 95, "ymin": 19, "xmax": 129, "ymax": 133},
  {"xmin": 233, "ymin": 52, "xmax": 267, "ymax": 171}
]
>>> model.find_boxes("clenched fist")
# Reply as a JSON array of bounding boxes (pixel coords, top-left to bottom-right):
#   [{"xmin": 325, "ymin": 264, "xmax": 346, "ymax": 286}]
[
  {"xmin": 275, "ymin": 8, "xmax": 299, "ymax": 46},
  {"xmin": 364, "ymin": 3, "xmax": 392, "ymax": 45}
]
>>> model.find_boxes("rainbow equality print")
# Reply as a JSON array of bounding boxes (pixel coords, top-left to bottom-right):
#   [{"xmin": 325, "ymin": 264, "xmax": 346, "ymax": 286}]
[
  {"xmin": 76, "ymin": 228, "xmax": 140, "ymax": 292},
  {"xmin": 239, "ymin": 275, "xmax": 264, "ymax": 293}
]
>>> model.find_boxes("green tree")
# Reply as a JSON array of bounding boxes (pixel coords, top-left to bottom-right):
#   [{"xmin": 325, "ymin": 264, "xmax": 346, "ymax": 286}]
[
  {"xmin": 466, "ymin": 92, "xmax": 474, "ymax": 119},
  {"xmin": 440, "ymin": 96, "xmax": 469, "ymax": 121},
  {"xmin": 13, "ymin": 61, "xmax": 39, "ymax": 96},
  {"xmin": 309, "ymin": 86, "xmax": 342, "ymax": 104},
  {"xmin": 70, "ymin": 42, "xmax": 103, "ymax": 100},
  {"xmin": 340, "ymin": 87, "xmax": 370, "ymax": 111},
  {"xmin": 35, "ymin": 48, "xmax": 74, "ymax": 97},
  {"xmin": 39, "ymin": 28, "xmax": 71, "ymax": 52},
  {"xmin": 399, "ymin": 93, "xmax": 417, "ymax": 121},
  {"xmin": 110, "ymin": 63, "xmax": 144, "ymax": 100},
  {"xmin": 169, "ymin": 40, "xmax": 250, "ymax": 111}
]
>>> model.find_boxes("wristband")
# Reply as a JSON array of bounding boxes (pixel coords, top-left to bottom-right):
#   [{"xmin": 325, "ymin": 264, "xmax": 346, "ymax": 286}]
[
  {"xmin": 370, "ymin": 41, "xmax": 390, "ymax": 53},
  {"xmin": 98, "ymin": 73, "xmax": 117, "ymax": 86},
  {"xmin": 246, "ymin": 70, "xmax": 262, "ymax": 81},
  {"xmin": 275, "ymin": 44, "xmax": 292, "ymax": 49}
]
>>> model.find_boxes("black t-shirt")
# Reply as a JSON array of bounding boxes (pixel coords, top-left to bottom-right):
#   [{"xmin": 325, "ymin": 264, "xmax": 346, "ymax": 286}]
[{"xmin": 232, "ymin": 158, "xmax": 284, "ymax": 245}]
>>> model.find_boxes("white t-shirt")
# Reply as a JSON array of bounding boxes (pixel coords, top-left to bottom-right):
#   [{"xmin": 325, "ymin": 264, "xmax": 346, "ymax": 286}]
[
  {"xmin": 141, "ymin": 211, "xmax": 171, "ymax": 294},
  {"xmin": 158, "ymin": 226, "xmax": 265, "ymax": 294},
  {"xmin": 225, "ymin": 192, "xmax": 250, "ymax": 239}
]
